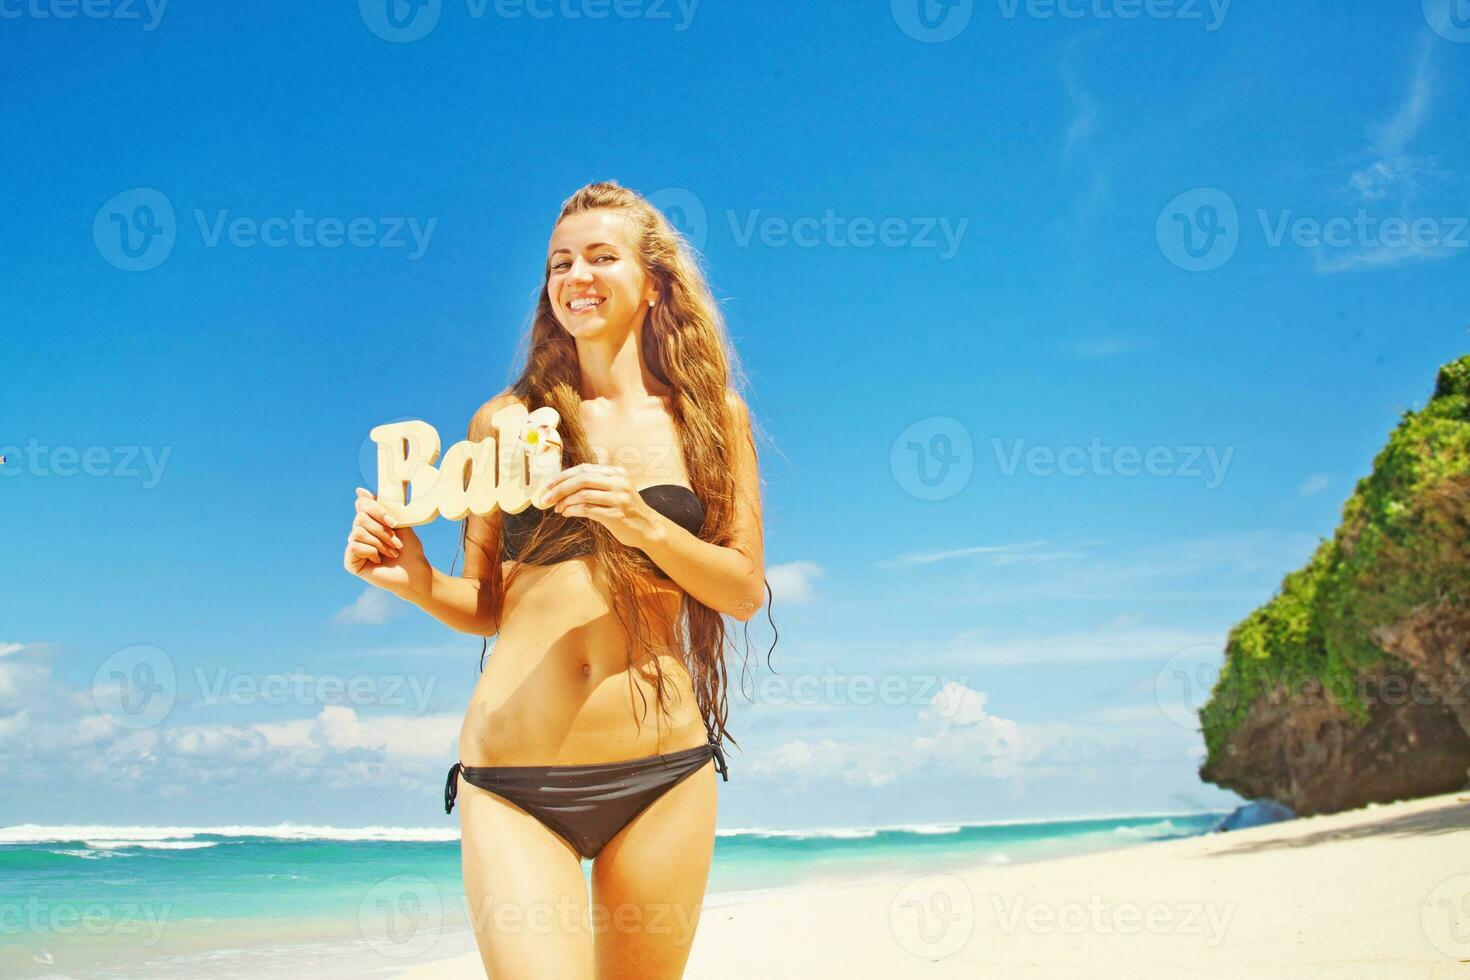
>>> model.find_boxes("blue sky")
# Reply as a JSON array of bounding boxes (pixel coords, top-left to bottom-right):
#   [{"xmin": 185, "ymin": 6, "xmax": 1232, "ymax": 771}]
[{"xmin": 2, "ymin": 1, "xmax": 1467, "ymax": 831}]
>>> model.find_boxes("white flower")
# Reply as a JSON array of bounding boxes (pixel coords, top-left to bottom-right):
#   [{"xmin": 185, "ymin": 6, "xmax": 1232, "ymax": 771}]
[{"xmin": 520, "ymin": 422, "xmax": 562, "ymax": 456}]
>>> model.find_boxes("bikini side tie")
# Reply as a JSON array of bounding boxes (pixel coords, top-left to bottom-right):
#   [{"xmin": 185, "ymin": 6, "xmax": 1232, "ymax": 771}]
[
  {"xmin": 444, "ymin": 762, "xmax": 463, "ymax": 814},
  {"xmin": 710, "ymin": 739, "xmax": 729, "ymax": 782}
]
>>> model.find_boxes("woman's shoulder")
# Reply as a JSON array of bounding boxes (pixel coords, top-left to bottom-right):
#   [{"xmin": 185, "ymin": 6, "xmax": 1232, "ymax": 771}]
[{"xmin": 468, "ymin": 389, "xmax": 526, "ymax": 440}]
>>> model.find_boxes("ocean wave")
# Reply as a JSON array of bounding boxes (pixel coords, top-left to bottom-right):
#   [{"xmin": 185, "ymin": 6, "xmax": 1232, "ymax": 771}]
[
  {"xmin": 84, "ymin": 840, "xmax": 221, "ymax": 850},
  {"xmin": 15, "ymin": 820, "xmax": 935, "ymax": 847},
  {"xmin": 716, "ymin": 821, "xmax": 961, "ymax": 839},
  {"xmin": 1113, "ymin": 820, "xmax": 1180, "ymax": 838},
  {"xmin": 713, "ymin": 811, "xmax": 1221, "ymax": 840},
  {"xmin": 717, "ymin": 826, "xmax": 880, "ymax": 840},
  {"xmin": 0, "ymin": 812, "xmax": 1221, "ymax": 848},
  {"xmin": 0, "ymin": 823, "xmax": 460, "ymax": 845}
]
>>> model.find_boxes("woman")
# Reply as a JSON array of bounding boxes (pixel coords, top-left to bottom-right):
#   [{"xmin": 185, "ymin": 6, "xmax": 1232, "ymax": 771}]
[{"xmin": 342, "ymin": 180, "xmax": 774, "ymax": 979}]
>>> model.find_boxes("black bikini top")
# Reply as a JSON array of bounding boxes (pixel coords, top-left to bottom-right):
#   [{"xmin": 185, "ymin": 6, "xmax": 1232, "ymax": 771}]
[{"xmin": 501, "ymin": 484, "xmax": 706, "ymax": 578}]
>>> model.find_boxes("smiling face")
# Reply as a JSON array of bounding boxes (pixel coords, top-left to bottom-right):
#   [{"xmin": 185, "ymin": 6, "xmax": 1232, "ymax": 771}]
[{"xmin": 546, "ymin": 209, "xmax": 658, "ymax": 336}]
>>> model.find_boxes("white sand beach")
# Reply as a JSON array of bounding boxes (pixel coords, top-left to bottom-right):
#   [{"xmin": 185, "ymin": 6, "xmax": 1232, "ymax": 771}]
[{"xmin": 396, "ymin": 790, "xmax": 1470, "ymax": 979}]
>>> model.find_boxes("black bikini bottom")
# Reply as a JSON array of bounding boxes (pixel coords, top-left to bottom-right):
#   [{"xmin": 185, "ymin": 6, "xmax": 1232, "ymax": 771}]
[{"xmin": 445, "ymin": 739, "xmax": 729, "ymax": 860}]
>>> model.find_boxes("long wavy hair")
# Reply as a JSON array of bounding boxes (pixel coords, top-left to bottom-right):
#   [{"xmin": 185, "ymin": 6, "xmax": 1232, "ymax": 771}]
[{"xmin": 455, "ymin": 180, "xmax": 778, "ymax": 755}]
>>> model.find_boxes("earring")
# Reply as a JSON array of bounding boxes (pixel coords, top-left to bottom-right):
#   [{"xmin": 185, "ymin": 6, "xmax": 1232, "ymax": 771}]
[{"xmin": 648, "ymin": 299, "xmax": 655, "ymax": 308}]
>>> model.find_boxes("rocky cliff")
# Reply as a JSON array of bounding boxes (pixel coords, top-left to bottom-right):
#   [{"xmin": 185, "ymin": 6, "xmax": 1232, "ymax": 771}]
[{"xmin": 1198, "ymin": 355, "xmax": 1470, "ymax": 815}]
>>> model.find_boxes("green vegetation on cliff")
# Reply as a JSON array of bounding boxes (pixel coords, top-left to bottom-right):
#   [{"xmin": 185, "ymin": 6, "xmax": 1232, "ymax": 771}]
[{"xmin": 1199, "ymin": 355, "xmax": 1470, "ymax": 761}]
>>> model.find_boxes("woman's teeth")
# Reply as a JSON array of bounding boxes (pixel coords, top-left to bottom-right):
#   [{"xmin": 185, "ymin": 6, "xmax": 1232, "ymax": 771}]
[{"xmin": 568, "ymin": 297, "xmax": 605, "ymax": 313}]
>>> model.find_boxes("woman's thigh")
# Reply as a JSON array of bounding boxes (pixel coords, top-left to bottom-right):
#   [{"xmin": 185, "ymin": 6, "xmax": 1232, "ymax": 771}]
[
  {"xmin": 457, "ymin": 777, "xmax": 595, "ymax": 980},
  {"xmin": 589, "ymin": 759, "xmax": 718, "ymax": 980}
]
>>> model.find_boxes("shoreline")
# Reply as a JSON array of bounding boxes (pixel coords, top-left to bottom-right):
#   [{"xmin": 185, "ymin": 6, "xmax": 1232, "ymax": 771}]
[
  {"xmin": 395, "ymin": 789, "xmax": 1470, "ymax": 979},
  {"xmin": 0, "ymin": 810, "xmax": 1200, "ymax": 979}
]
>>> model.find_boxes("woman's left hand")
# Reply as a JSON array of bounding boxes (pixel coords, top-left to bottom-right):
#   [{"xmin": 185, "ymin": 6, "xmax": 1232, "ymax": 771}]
[{"xmin": 542, "ymin": 464, "xmax": 660, "ymax": 549}]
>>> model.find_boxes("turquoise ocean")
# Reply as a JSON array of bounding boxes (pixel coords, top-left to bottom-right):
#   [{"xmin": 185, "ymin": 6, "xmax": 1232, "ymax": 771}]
[{"xmin": 0, "ymin": 810, "xmax": 1226, "ymax": 978}]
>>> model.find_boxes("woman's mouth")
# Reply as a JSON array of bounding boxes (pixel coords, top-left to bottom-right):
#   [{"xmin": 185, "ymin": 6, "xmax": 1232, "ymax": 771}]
[{"xmin": 567, "ymin": 296, "xmax": 606, "ymax": 315}]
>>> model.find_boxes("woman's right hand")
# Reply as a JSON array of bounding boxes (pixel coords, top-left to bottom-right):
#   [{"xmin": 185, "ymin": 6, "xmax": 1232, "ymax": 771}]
[{"xmin": 343, "ymin": 487, "xmax": 431, "ymax": 600}]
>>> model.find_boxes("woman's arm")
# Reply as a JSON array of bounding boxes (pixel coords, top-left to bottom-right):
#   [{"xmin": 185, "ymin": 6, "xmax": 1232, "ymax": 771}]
[
  {"xmin": 636, "ymin": 391, "xmax": 766, "ymax": 621},
  {"xmin": 396, "ymin": 392, "xmax": 518, "ymax": 637},
  {"xmin": 399, "ymin": 565, "xmax": 498, "ymax": 637}
]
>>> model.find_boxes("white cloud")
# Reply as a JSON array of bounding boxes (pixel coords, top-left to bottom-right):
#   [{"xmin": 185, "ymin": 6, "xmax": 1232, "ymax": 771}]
[
  {"xmin": 0, "ymin": 638, "xmax": 460, "ymax": 805},
  {"xmin": 1058, "ymin": 37, "xmax": 1107, "ymax": 239},
  {"xmin": 1071, "ymin": 703, "xmax": 1172, "ymax": 726},
  {"xmin": 1370, "ymin": 39, "xmax": 1431, "ymax": 160},
  {"xmin": 1060, "ymin": 40, "xmax": 1099, "ymax": 159},
  {"xmin": 1024, "ymin": 734, "xmax": 1120, "ymax": 768},
  {"xmin": 1312, "ymin": 241, "xmax": 1452, "ymax": 274},
  {"xmin": 305, "ymin": 705, "xmax": 458, "ymax": 761},
  {"xmin": 334, "ymin": 588, "xmax": 398, "ymax": 626},
  {"xmin": 883, "ymin": 540, "xmax": 1087, "ymax": 569},
  {"xmin": 933, "ymin": 625, "xmax": 1226, "ymax": 667},
  {"xmin": 1019, "ymin": 713, "xmax": 1205, "ymax": 771},
  {"xmin": 1059, "ymin": 337, "xmax": 1139, "ymax": 360},
  {"xmin": 1349, "ymin": 160, "xmax": 1409, "ymax": 203},
  {"xmin": 1101, "ymin": 610, "xmax": 1147, "ymax": 630},
  {"xmin": 0, "ymin": 709, "xmax": 31, "ymax": 746},
  {"xmin": 747, "ymin": 682, "xmax": 1025, "ymax": 788},
  {"xmin": 748, "ymin": 738, "xmax": 845, "ymax": 785},
  {"xmin": 906, "ymin": 530, "xmax": 1320, "ymax": 607},
  {"xmin": 314, "ymin": 704, "xmax": 385, "ymax": 753},
  {"xmin": 747, "ymin": 737, "xmax": 902, "ymax": 789},
  {"xmin": 734, "ymin": 662, "xmax": 1225, "ymax": 801},
  {"xmin": 162, "ymin": 725, "xmax": 271, "ymax": 764},
  {"xmin": 254, "ymin": 718, "xmax": 316, "ymax": 752},
  {"xmin": 1298, "ymin": 473, "xmax": 1329, "ymax": 496},
  {"xmin": 912, "ymin": 682, "xmax": 1025, "ymax": 779},
  {"xmin": 0, "ymin": 658, "xmax": 47, "ymax": 712},
  {"xmin": 1348, "ymin": 39, "xmax": 1431, "ymax": 201},
  {"xmin": 1122, "ymin": 530, "xmax": 1319, "ymax": 577},
  {"xmin": 766, "ymin": 560, "xmax": 823, "ymax": 604},
  {"xmin": 1324, "ymin": 37, "xmax": 1454, "ymax": 274}
]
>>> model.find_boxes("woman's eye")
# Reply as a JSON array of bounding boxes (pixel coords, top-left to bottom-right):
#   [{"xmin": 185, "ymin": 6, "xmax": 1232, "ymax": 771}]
[{"xmin": 549, "ymin": 255, "xmax": 613, "ymax": 272}]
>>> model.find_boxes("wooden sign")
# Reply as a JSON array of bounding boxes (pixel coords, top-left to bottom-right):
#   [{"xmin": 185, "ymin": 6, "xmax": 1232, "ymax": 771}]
[{"xmin": 369, "ymin": 404, "xmax": 563, "ymax": 527}]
